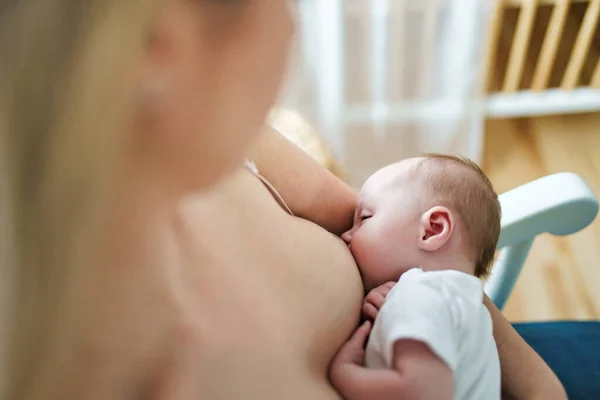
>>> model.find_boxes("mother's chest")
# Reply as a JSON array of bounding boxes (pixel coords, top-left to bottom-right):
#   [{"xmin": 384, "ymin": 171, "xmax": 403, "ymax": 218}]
[{"xmin": 177, "ymin": 178, "xmax": 362, "ymax": 335}]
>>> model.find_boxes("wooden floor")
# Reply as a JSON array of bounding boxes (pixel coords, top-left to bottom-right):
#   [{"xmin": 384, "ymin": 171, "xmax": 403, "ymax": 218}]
[{"xmin": 484, "ymin": 112, "xmax": 600, "ymax": 322}]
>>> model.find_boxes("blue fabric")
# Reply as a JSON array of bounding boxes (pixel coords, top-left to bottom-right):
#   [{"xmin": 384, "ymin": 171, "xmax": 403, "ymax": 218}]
[{"xmin": 513, "ymin": 321, "xmax": 600, "ymax": 400}]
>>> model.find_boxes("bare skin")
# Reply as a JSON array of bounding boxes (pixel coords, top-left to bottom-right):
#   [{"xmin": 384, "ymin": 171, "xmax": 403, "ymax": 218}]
[
  {"xmin": 6, "ymin": 0, "xmax": 566, "ymax": 398},
  {"xmin": 173, "ymin": 166, "xmax": 364, "ymax": 399},
  {"xmin": 331, "ymin": 158, "xmax": 490, "ymax": 399},
  {"xmin": 55, "ymin": 126, "xmax": 567, "ymax": 400},
  {"xmin": 331, "ymin": 320, "xmax": 453, "ymax": 400},
  {"xmin": 52, "ymin": 131, "xmax": 362, "ymax": 399},
  {"xmin": 248, "ymin": 127, "xmax": 567, "ymax": 400}
]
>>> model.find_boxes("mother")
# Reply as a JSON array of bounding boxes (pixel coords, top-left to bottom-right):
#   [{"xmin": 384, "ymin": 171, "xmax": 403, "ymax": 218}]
[{"xmin": 0, "ymin": 0, "xmax": 565, "ymax": 399}]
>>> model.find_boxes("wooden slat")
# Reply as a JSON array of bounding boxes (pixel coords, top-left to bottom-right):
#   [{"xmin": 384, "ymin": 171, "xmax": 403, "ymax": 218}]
[
  {"xmin": 505, "ymin": 0, "xmax": 587, "ymax": 6},
  {"xmin": 592, "ymin": 59, "xmax": 600, "ymax": 88},
  {"xmin": 503, "ymin": 0, "xmax": 539, "ymax": 92},
  {"xmin": 561, "ymin": 0, "xmax": 600, "ymax": 89},
  {"xmin": 532, "ymin": 0, "xmax": 571, "ymax": 91},
  {"xmin": 483, "ymin": 0, "xmax": 507, "ymax": 92}
]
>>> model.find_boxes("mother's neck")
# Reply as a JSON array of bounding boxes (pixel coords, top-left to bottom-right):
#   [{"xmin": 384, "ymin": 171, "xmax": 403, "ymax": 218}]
[{"xmin": 106, "ymin": 157, "xmax": 190, "ymax": 271}]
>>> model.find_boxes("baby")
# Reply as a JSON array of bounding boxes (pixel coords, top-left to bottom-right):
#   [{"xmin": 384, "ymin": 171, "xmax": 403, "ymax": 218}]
[{"xmin": 331, "ymin": 154, "xmax": 502, "ymax": 400}]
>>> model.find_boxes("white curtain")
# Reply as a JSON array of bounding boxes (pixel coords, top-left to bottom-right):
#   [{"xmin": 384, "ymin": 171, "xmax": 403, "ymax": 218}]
[{"xmin": 278, "ymin": 0, "xmax": 492, "ymax": 188}]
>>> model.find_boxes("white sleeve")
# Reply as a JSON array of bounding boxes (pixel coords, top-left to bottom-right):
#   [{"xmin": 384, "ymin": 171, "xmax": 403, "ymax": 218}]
[{"xmin": 367, "ymin": 276, "xmax": 460, "ymax": 372}]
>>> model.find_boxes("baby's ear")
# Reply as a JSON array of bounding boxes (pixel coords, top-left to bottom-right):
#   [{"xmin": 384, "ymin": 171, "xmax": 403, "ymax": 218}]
[{"xmin": 418, "ymin": 206, "xmax": 454, "ymax": 252}]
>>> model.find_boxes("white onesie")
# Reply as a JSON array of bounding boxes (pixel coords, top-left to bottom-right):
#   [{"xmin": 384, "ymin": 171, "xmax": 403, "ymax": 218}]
[{"xmin": 365, "ymin": 268, "xmax": 501, "ymax": 400}]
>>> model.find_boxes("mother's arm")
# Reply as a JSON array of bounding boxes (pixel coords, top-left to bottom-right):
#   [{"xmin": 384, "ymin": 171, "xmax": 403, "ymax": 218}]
[
  {"xmin": 247, "ymin": 125, "xmax": 356, "ymax": 235},
  {"xmin": 484, "ymin": 296, "xmax": 567, "ymax": 400},
  {"xmin": 249, "ymin": 124, "xmax": 567, "ymax": 400}
]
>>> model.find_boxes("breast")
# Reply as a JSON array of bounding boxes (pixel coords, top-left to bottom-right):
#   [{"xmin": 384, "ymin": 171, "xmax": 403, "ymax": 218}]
[
  {"xmin": 177, "ymin": 171, "xmax": 364, "ymax": 397},
  {"xmin": 276, "ymin": 215, "xmax": 364, "ymax": 368}
]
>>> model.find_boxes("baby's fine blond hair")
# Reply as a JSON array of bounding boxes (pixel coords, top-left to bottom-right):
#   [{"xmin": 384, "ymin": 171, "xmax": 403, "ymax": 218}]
[{"xmin": 414, "ymin": 154, "xmax": 501, "ymax": 278}]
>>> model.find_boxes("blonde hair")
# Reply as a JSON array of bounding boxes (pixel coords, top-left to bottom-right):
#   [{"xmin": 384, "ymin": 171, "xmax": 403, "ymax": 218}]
[
  {"xmin": 0, "ymin": 1, "xmax": 161, "ymax": 397},
  {"xmin": 416, "ymin": 154, "xmax": 501, "ymax": 278}
]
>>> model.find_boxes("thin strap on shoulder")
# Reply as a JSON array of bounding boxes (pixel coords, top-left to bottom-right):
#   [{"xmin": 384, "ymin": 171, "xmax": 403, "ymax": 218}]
[
  {"xmin": 244, "ymin": 159, "xmax": 294, "ymax": 216},
  {"xmin": 244, "ymin": 159, "xmax": 260, "ymax": 175}
]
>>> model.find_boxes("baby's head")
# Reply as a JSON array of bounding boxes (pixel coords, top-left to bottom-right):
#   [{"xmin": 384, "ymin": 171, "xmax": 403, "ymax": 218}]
[{"xmin": 342, "ymin": 154, "xmax": 501, "ymax": 291}]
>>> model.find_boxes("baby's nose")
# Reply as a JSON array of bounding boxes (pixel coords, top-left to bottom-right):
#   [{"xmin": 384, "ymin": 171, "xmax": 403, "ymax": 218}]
[{"xmin": 341, "ymin": 230, "xmax": 352, "ymax": 244}]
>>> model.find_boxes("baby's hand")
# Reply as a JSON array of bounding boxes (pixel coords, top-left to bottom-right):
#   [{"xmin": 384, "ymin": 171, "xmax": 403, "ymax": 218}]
[
  {"xmin": 362, "ymin": 282, "xmax": 395, "ymax": 321},
  {"xmin": 331, "ymin": 320, "xmax": 372, "ymax": 369},
  {"xmin": 330, "ymin": 321, "xmax": 372, "ymax": 399}
]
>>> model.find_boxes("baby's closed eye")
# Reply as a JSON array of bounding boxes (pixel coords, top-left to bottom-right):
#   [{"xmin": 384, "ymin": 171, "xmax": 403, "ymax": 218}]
[{"xmin": 359, "ymin": 209, "xmax": 372, "ymax": 222}]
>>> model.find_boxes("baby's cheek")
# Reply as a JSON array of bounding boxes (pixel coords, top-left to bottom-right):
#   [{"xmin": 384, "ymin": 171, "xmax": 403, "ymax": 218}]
[{"xmin": 352, "ymin": 236, "xmax": 393, "ymax": 287}]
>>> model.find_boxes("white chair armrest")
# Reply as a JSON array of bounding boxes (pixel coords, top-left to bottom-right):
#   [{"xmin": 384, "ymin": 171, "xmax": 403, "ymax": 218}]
[
  {"xmin": 485, "ymin": 173, "xmax": 599, "ymax": 309},
  {"xmin": 497, "ymin": 172, "xmax": 598, "ymax": 249}
]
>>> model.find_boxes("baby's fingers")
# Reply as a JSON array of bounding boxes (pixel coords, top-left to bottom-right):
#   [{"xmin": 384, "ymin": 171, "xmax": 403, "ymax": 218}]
[
  {"xmin": 362, "ymin": 302, "xmax": 379, "ymax": 322},
  {"xmin": 334, "ymin": 321, "xmax": 372, "ymax": 365},
  {"xmin": 364, "ymin": 289, "xmax": 386, "ymax": 310},
  {"xmin": 347, "ymin": 320, "xmax": 371, "ymax": 348},
  {"xmin": 380, "ymin": 281, "xmax": 395, "ymax": 294},
  {"xmin": 363, "ymin": 282, "xmax": 395, "ymax": 321}
]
